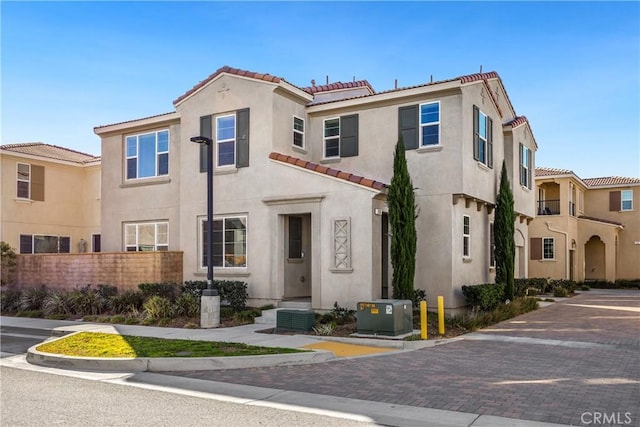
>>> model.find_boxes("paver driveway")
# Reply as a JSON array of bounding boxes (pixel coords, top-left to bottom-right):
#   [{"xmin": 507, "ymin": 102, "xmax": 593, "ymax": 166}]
[{"xmin": 166, "ymin": 290, "xmax": 640, "ymax": 426}]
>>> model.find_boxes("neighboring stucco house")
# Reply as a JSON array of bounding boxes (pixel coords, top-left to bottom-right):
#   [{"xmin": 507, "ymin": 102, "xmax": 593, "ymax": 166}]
[
  {"xmin": 529, "ymin": 167, "xmax": 640, "ymax": 282},
  {"xmin": 0, "ymin": 143, "xmax": 101, "ymax": 254},
  {"xmin": 94, "ymin": 66, "xmax": 537, "ymax": 311}
]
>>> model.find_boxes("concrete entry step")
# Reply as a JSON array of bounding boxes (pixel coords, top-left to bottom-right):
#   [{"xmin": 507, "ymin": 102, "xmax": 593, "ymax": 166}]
[{"xmin": 278, "ymin": 299, "xmax": 312, "ymax": 310}]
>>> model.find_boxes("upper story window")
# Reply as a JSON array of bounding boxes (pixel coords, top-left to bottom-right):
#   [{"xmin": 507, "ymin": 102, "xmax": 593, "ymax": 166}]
[
  {"xmin": 323, "ymin": 118, "xmax": 340, "ymax": 158},
  {"xmin": 17, "ymin": 163, "xmax": 30, "ymax": 198},
  {"xmin": 293, "ymin": 116, "xmax": 305, "ymax": 149},
  {"xmin": 126, "ymin": 130, "xmax": 169, "ymax": 180},
  {"xmin": 323, "ymin": 115, "xmax": 359, "ymax": 159},
  {"xmin": 420, "ymin": 102, "xmax": 440, "ymax": 146},
  {"xmin": 519, "ymin": 144, "xmax": 532, "ymax": 189},
  {"xmin": 216, "ymin": 114, "xmax": 236, "ymax": 167},
  {"xmin": 473, "ymin": 105, "xmax": 493, "ymax": 167},
  {"xmin": 16, "ymin": 163, "xmax": 45, "ymax": 201},
  {"xmin": 125, "ymin": 222, "xmax": 168, "ymax": 251},
  {"xmin": 621, "ymin": 190, "xmax": 633, "ymax": 211},
  {"xmin": 199, "ymin": 108, "xmax": 249, "ymax": 171}
]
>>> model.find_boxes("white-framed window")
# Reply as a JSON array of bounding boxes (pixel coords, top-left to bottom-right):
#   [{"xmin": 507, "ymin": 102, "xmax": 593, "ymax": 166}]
[
  {"xmin": 124, "ymin": 222, "xmax": 168, "ymax": 251},
  {"xmin": 621, "ymin": 190, "xmax": 633, "ymax": 211},
  {"xmin": 420, "ymin": 101, "xmax": 440, "ymax": 146},
  {"xmin": 323, "ymin": 118, "xmax": 340, "ymax": 158},
  {"xmin": 200, "ymin": 216, "xmax": 247, "ymax": 268},
  {"xmin": 543, "ymin": 237, "xmax": 554, "ymax": 260},
  {"xmin": 19, "ymin": 234, "xmax": 70, "ymax": 254},
  {"xmin": 293, "ymin": 116, "xmax": 305, "ymax": 149},
  {"xmin": 520, "ymin": 144, "xmax": 532, "ymax": 188},
  {"xmin": 126, "ymin": 130, "xmax": 169, "ymax": 180},
  {"xmin": 216, "ymin": 114, "xmax": 236, "ymax": 167},
  {"xmin": 473, "ymin": 106, "xmax": 493, "ymax": 167},
  {"xmin": 578, "ymin": 189, "xmax": 584, "ymax": 213},
  {"xmin": 17, "ymin": 163, "xmax": 30, "ymax": 198},
  {"xmin": 463, "ymin": 215, "xmax": 471, "ymax": 258}
]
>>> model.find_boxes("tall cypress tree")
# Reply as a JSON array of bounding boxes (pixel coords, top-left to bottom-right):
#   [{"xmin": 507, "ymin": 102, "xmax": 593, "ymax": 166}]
[
  {"xmin": 388, "ymin": 138, "xmax": 417, "ymax": 300},
  {"xmin": 495, "ymin": 161, "xmax": 515, "ymax": 301}
]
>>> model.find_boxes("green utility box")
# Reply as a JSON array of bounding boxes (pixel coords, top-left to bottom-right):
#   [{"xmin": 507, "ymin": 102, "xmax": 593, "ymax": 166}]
[
  {"xmin": 356, "ymin": 300, "xmax": 413, "ymax": 336},
  {"xmin": 276, "ymin": 309, "xmax": 315, "ymax": 332}
]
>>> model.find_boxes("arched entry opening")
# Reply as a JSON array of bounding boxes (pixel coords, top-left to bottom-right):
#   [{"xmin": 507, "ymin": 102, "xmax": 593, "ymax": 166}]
[
  {"xmin": 585, "ymin": 235, "xmax": 605, "ymax": 281},
  {"xmin": 514, "ymin": 229, "xmax": 526, "ymax": 279}
]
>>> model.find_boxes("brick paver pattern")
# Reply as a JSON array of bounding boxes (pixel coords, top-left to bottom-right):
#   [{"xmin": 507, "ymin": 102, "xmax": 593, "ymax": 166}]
[{"xmin": 167, "ymin": 290, "xmax": 640, "ymax": 426}]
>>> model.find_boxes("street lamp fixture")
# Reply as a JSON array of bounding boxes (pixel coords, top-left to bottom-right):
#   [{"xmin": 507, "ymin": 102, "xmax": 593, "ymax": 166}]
[{"xmin": 190, "ymin": 135, "xmax": 217, "ymax": 298}]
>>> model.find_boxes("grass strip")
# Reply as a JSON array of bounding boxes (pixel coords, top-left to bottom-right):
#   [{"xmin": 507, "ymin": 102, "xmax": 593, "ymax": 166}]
[{"xmin": 36, "ymin": 332, "xmax": 306, "ymax": 358}]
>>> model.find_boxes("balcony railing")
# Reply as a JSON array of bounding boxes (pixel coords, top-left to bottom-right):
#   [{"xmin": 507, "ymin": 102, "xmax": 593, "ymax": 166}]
[{"xmin": 537, "ymin": 199, "xmax": 560, "ymax": 215}]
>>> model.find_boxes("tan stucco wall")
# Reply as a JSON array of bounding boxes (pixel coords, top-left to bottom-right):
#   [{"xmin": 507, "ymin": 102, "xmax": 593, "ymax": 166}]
[{"xmin": 0, "ymin": 153, "xmax": 100, "ymax": 253}]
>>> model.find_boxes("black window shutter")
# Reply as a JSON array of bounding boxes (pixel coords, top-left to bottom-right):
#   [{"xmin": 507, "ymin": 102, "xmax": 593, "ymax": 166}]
[
  {"xmin": 487, "ymin": 116, "xmax": 494, "ymax": 168},
  {"xmin": 527, "ymin": 148, "xmax": 532, "ymax": 189},
  {"xmin": 236, "ymin": 108, "xmax": 250, "ymax": 168},
  {"xmin": 398, "ymin": 105, "xmax": 418, "ymax": 150},
  {"xmin": 20, "ymin": 234, "xmax": 33, "ymax": 254},
  {"xmin": 530, "ymin": 238, "xmax": 542, "ymax": 260},
  {"xmin": 473, "ymin": 105, "xmax": 480, "ymax": 161},
  {"xmin": 519, "ymin": 143, "xmax": 524, "ymax": 186},
  {"xmin": 340, "ymin": 114, "xmax": 359, "ymax": 157},
  {"xmin": 199, "ymin": 115, "xmax": 212, "ymax": 172}
]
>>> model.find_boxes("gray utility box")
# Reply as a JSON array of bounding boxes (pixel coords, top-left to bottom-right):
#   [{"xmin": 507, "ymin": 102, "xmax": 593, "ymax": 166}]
[
  {"xmin": 357, "ymin": 300, "xmax": 413, "ymax": 336},
  {"xmin": 276, "ymin": 309, "xmax": 315, "ymax": 332}
]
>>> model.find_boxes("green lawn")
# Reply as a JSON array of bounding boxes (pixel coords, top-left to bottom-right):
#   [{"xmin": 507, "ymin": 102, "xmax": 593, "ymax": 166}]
[{"xmin": 36, "ymin": 332, "xmax": 306, "ymax": 358}]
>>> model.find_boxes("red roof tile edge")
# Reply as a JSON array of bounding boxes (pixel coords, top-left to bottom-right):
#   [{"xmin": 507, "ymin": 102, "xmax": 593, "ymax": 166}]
[
  {"xmin": 1, "ymin": 142, "xmax": 100, "ymax": 163},
  {"xmin": 269, "ymin": 152, "xmax": 387, "ymax": 191},
  {"xmin": 173, "ymin": 65, "xmax": 284, "ymax": 106},
  {"xmin": 303, "ymin": 80, "xmax": 375, "ymax": 94},
  {"xmin": 578, "ymin": 215, "xmax": 624, "ymax": 227}
]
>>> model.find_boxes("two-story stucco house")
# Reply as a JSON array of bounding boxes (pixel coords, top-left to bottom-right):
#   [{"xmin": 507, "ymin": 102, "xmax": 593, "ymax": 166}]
[
  {"xmin": 94, "ymin": 66, "xmax": 537, "ymax": 312},
  {"xmin": 0, "ymin": 143, "xmax": 101, "ymax": 254},
  {"xmin": 530, "ymin": 168, "xmax": 640, "ymax": 282}
]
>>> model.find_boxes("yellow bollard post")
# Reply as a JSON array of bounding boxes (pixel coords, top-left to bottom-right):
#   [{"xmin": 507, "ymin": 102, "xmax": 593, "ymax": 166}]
[
  {"xmin": 420, "ymin": 300, "xmax": 427, "ymax": 340},
  {"xmin": 438, "ymin": 296, "xmax": 445, "ymax": 335}
]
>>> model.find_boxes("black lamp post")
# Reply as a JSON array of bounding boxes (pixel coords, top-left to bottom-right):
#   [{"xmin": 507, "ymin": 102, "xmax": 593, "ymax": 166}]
[{"xmin": 190, "ymin": 135, "xmax": 218, "ymax": 297}]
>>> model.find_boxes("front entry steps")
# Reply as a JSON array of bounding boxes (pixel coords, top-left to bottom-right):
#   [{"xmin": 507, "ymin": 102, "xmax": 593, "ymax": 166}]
[{"xmin": 254, "ymin": 300, "xmax": 312, "ymax": 325}]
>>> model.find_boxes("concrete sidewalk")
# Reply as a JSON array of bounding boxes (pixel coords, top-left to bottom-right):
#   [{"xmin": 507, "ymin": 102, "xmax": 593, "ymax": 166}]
[{"xmin": 1, "ymin": 315, "xmax": 444, "ymax": 372}]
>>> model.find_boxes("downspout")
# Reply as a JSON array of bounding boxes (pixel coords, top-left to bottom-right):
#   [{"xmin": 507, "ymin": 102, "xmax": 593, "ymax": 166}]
[{"xmin": 545, "ymin": 221, "xmax": 569, "ymax": 279}]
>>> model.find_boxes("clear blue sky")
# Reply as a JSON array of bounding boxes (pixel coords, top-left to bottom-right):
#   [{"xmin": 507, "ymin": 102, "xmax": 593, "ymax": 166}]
[{"xmin": 2, "ymin": 1, "xmax": 639, "ymax": 179}]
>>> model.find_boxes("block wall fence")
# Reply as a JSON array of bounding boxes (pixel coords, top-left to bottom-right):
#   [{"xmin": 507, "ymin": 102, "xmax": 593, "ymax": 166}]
[{"xmin": 11, "ymin": 252, "xmax": 183, "ymax": 291}]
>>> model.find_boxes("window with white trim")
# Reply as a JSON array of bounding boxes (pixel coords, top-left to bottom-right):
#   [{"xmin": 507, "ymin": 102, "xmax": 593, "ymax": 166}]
[
  {"xmin": 621, "ymin": 190, "xmax": 633, "ymax": 211},
  {"xmin": 19, "ymin": 234, "xmax": 70, "ymax": 254},
  {"xmin": 463, "ymin": 215, "xmax": 471, "ymax": 258},
  {"xmin": 124, "ymin": 222, "xmax": 168, "ymax": 251},
  {"xmin": 201, "ymin": 216, "xmax": 247, "ymax": 268},
  {"xmin": 520, "ymin": 144, "xmax": 532, "ymax": 188},
  {"xmin": 543, "ymin": 237, "xmax": 554, "ymax": 260},
  {"xmin": 293, "ymin": 116, "xmax": 305, "ymax": 149},
  {"xmin": 216, "ymin": 114, "xmax": 236, "ymax": 167},
  {"xmin": 126, "ymin": 130, "xmax": 169, "ymax": 180},
  {"xmin": 17, "ymin": 163, "xmax": 30, "ymax": 198},
  {"xmin": 473, "ymin": 106, "xmax": 493, "ymax": 167},
  {"xmin": 420, "ymin": 102, "xmax": 440, "ymax": 146},
  {"xmin": 323, "ymin": 118, "xmax": 340, "ymax": 158}
]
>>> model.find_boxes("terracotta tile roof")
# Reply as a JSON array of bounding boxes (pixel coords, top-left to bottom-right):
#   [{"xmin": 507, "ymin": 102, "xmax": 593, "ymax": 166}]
[
  {"xmin": 505, "ymin": 116, "xmax": 529, "ymax": 129},
  {"xmin": 582, "ymin": 176, "xmax": 640, "ymax": 187},
  {"xmin": 94, "ymin": 111, "xmax": 177, "ymax": 131},
  {"xmin": 302, "ymin": 80, "xmax": 375, "ymax": 94},
  {"xmin": 269, "ymin": 152, "xmax": 387, "ymax": 191},
  {"xmin": 578, "ymin": 215, "xmax": 624, "ymax": 227},
  {"xmin": 536, "ymin": 167, "xmax": 575, "ymax": 177},
  {"xmin": 173, "ymin": 65, "xmax": 287, "ymax": 106},
  {"xmin": 1, "ymin": 143, "xmax": 100, "ymax": 164}
]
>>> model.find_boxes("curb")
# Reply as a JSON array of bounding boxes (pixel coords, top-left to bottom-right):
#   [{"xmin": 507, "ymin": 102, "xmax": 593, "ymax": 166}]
[{"xmin": 26, "ymin": 332, "xmax": 335, "ymax": 373}]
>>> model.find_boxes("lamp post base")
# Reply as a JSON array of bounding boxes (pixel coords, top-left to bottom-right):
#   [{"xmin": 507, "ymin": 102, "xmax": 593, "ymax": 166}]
[{"xmin": 200, "ymin": 294, "xmax": 220, "ymax": 328}]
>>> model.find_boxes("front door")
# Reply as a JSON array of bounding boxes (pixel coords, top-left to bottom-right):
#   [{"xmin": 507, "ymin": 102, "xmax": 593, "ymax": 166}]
[{"xmin": 283, "ymin": 214, "xmax": 311, "ymax": 298}]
